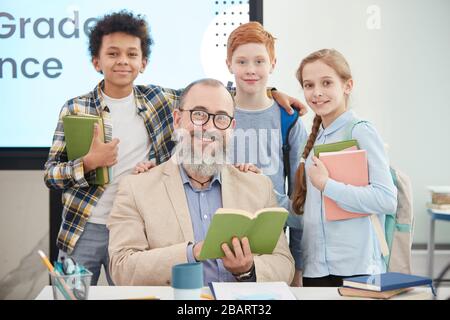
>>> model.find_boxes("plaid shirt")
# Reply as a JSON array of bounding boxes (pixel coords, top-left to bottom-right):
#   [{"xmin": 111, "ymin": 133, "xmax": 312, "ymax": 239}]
[{"xmin": 44, "ymin": 81, "xmax": 181, "ymax": 254}]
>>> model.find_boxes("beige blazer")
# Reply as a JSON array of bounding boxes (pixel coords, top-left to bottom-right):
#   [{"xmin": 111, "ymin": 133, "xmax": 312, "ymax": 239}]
[{"xmin": 107, "ymin": 157, "xmax": 295, "ymax": 286}]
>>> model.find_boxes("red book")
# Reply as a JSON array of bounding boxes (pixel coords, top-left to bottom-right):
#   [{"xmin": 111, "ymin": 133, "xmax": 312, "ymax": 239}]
[{"xmin": 320, "ymin": 149, "xmax": 370, "ymax": 221}]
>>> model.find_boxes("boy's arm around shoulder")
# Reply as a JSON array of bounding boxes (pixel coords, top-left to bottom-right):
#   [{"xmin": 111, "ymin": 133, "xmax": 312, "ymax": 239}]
[
  {"xmin": 137, "ymin": 84, "xmax": 184, "ymax": 118},
  {"xmin": 253, "ymin": 175, "xmax": 295, "ymax": 284},
  {"xmin": 142, "ymin": 84, "xmax": 184, "ymax": 102}
]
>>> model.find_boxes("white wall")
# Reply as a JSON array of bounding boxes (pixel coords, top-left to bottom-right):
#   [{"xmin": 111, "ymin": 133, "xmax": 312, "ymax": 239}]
[{"xmin": 264, "ymin": 0, "xmax": 450, "ymax": 243}]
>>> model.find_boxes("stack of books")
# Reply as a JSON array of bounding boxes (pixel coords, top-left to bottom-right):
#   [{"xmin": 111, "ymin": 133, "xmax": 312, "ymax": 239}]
[
  {"xmin": 339, "ymin": 272, "xmax": 435, "ymax": 300},
  {"xmin": 427, "ymin": 186, "xmax": 450, "ymax": 214}
]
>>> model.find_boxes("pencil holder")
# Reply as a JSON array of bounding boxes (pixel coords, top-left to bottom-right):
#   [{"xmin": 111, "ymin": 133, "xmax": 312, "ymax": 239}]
[{"xmin": 49, "ymin": 270, "xmax": 93, "ymax": 300}]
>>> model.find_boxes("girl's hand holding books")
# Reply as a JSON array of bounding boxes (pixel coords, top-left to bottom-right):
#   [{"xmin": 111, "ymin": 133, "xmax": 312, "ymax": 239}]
[{"xmin": 307, "ymin": 156, "xmax": 329, "ymax": 192}]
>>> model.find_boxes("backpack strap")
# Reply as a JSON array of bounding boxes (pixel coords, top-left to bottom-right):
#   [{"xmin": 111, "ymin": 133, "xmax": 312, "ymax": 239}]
[
  {"xmin": 370, "ymin": 215, "xmax": 390, "ymax": 259},
  {"xmin": 344, "ymin": 118, "xmax": 369, "ymax": 141},
  {"xmin": 280, "ymin": 108, "xmax": 299, "ymax": 196},
  {"xmin": 346, "ymin": 118, "xmax": 391, "ymax": 262}
]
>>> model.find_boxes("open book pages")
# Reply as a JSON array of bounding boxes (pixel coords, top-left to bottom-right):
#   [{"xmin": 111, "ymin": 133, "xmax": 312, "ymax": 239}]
[{"xmin": 214, "ymin": 207, "xmax": 287, "ymax": 219}]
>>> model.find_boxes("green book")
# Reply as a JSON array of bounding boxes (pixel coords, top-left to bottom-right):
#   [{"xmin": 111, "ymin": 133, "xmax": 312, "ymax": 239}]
[
  {"xmin": 62, "ymin": 114, "xmax": 110, "ymax": 185},
  {"xmin": 198, "ymin": 207, "xmax": 288, "ymax": 260},
  {"xmin": 313, "ymin": 139, "xmax": 359, "ymax": 157}
]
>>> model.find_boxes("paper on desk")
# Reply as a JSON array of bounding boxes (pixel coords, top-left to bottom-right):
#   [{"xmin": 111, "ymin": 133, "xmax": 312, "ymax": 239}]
[{"xmin": 210, "ymin": 281, "xmax": 296, "ymax": 300}]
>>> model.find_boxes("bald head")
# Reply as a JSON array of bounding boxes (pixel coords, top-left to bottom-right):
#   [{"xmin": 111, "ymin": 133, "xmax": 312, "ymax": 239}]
[{"xmin": 178, "ymin": 78, "xmax": 235, "ymax": 118}]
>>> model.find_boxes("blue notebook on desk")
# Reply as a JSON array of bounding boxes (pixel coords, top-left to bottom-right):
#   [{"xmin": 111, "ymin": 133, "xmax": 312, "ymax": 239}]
[{"xmin": 343, "ymin": 273, "xmax": 434, "ymax": 293}]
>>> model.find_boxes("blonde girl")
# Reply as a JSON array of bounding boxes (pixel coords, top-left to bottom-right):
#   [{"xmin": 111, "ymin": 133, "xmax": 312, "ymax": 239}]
[{"xmin": 292, "ymin": 49, "xmax": 397, "ymax": 287}]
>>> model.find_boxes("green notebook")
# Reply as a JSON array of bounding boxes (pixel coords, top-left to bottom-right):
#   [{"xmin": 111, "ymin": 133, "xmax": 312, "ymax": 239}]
[
  {"xmin": 63, "ymin": 114, "xmax": 110, "ymax": 185},
  {"xmin": 198, "ymin": 207, "xmax": 288, "ymax": 260},
  {"xmin": 314, "ymin": 139, "xmax": 359, "ymax": 157}
]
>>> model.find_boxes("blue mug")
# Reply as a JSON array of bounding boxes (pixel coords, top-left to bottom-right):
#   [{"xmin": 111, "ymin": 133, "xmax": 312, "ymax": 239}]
[{"xmin": 172, "ymin": 262, "xmax": 203, "ymax": 300}]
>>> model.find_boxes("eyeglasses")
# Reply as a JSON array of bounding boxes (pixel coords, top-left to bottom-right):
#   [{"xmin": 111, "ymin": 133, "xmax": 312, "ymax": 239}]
[{"xmin": 179, "ymin": 108, "xmax": 233, "ymax": 130}]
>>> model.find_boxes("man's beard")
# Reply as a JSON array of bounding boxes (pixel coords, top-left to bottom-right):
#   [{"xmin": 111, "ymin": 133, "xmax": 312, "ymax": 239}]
[{"xmin": 172, "ymin": 128, "xmax": 230, "ymax": 177}]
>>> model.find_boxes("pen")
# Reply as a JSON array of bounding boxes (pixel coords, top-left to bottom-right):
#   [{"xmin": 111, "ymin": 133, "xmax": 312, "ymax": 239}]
[
  {"xmin": 201, "ymin": 293, "xmax": 215, "ymax": 300},
  {"xmin": 124, "ymin": 295, "xmax": 160, "ymax": 300},
  {"xmin": 37, "ymin": 250, "xmax": 55, "ymax": 272},
  {"xmin": 37, "ymin": 250, "xmax": 77, "ymax": 300}
]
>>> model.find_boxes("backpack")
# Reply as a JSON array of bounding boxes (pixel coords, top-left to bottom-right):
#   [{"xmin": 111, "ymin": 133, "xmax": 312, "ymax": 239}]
[
  {"xmin": 346, "ymin": 119, "xmax": 414, "ymax": 274},
  {"xmin": 280, "ymin": 108, "xmax": 300, "ymax": 196}
]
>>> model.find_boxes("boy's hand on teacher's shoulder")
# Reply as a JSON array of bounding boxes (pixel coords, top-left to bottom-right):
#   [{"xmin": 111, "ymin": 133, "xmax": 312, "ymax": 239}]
[
  {"xmin": 234, "ymin": 163, "xmax": 261, "ymax": 174},
  {"xmin": 82, "ymin": 123, "xmax": 119, "ymax": 173},
  {"xmin": 133, "ymin": 160, "xmax": 157, "ymax": 174},
  {"xmin": 271, "ymin": 90, "xmax": 308, "ymax": 116}
]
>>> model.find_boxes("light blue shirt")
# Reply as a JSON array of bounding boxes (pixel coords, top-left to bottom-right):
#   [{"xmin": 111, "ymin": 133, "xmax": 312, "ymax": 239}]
[
  {"xmin": 232, "ymin": 102, "xmax": 308, "ymax": 269},
  {"xmin": 180, "ymin": 166, "xmax": 257, "ymax": 284},
  {"xmin": 302, "ymin": 110, "xmax": 397, "ymax": 278}
]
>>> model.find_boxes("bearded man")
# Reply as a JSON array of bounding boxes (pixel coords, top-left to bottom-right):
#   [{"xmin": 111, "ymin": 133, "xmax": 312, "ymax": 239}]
[{"xmin": 107, "ymin": 78, "xmax": 294, "ymax": 286}]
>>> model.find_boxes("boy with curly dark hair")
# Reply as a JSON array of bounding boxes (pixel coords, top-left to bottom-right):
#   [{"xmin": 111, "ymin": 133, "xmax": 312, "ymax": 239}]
[{"xmin": 44, "ymin": 10, "xmax": 182, "ymax": 285}]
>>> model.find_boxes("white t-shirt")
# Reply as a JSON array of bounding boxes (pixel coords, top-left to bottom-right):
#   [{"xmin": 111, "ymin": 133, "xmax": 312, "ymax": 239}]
[{"xmin": 88, "ymin": 90, "xmax": 150, "ymax": 224}]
